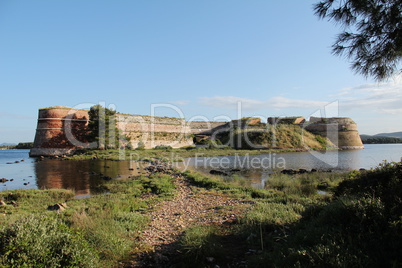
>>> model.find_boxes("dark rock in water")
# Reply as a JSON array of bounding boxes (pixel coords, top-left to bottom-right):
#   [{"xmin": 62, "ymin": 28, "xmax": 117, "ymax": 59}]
[
  {"xmin": 6, "ymin": 162, "xmax": 13, "ymax": 165},
  {"xmin": 298, "ymin": 169, "xmax": 308, "ymax": 174},
  {"xmin": 209, "ymin": 170, "xmax": 228, "ymax": 176},
  {"xmin": 14, "ymin": 161, "xmax": 20, "ymax": 163},
  {"xmin": 0, "ymin": 178, "xmax": 8, "ymax": 183},
  {"xmin": 144, "ymin": 162, "xmax": 172, "ymax": 174},
  {"xmin": 23, "ymin": 182, "xmax": 30, "ymax": 185}
]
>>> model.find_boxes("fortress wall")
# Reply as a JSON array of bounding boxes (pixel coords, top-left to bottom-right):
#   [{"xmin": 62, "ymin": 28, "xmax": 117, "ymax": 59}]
[
  {"xmin": 116, "ymin": 114, "xmax": 186, "ymax": 125},
  {"xmin": 305, "ymin": 117, "xmax": 364, "ymax": 149},
  {"xmin": 304, "ymin": 123, "xmax": 359, "ymax": 132},
  {"xmin": 116, "ymin": 114, "xmax": 193, "ymax": 148},
  {"xmin": 30, "ymin": 107, "xmax": 90, "ymax": 156},
  {"xmin": 31, "ymin": 107, "xmax": 365, "ymax": 155},
  {"xmin": 268, "ymin": 117, "xmax": 305, "ymax": 125},
  {"xmin": 31, "ymin": 107, "xmax": 196, "ymax": 155},
  {"xmin": 117, "ymin": 122, "xmax": 190, "ymax": 133},
  {"xmin": 309, "ymin": 117, "xmax": 355, "ymax": 125},
  {"xmin": 189, "ymin": 121, "xmax": 228, "ymax": 135}
]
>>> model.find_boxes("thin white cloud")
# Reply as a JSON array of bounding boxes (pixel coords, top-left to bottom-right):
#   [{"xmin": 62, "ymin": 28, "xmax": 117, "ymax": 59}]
[
  {"xmin": 380, "ymin": 108, "xmax": 402, "ymax": 115},
  {"xmin": 330, "ymin": 87, "xmax": 353, "ymax": 97},
  {"xmin": 337, "ymin": 79, "xmax": 402, "ymax": 114},
  {"xmin": 198, "ymin": 76, "xmax": 402, "ymax": 116}
]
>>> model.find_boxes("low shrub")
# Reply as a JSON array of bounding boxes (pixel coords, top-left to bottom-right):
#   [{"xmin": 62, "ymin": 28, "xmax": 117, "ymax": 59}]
[
  {"xmin": 0, "ymin": 215, "xmax": 99, "ymax": 267},
  {"xmin": 154, "ymin": 145, "xmax": 173, "ymax": 150},
  {"xmin": 336, "ymin": 161, "xmax": 402, "ymax": 220},
  {"xmin": 136, "ymin": 141, "xmax": 145, "ymax": 150},
  {"xmin": 248, "ymin": 163, "xmax": 402, "ymax": 267}
]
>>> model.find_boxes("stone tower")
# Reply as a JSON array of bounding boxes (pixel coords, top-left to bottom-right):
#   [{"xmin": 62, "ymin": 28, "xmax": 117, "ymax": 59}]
[{"xmin": 304, "ymin": 117, "xmax": 364, "ymax": 149}]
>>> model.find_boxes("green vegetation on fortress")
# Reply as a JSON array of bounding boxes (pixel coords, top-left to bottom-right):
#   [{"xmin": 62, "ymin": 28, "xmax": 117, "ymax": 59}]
[
  {"xmin": 0, "ymin": 160, "xmax": 401, "ymax": 267},
  {"xmin": 216, "ymin": 123, "xmax": 335, "ymax": 150}
]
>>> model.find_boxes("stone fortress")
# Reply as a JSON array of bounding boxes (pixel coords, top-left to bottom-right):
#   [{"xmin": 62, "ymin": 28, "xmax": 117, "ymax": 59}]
[{"xmin": 30, "ymin": 106, "xmax": 364, "ymax": 156}]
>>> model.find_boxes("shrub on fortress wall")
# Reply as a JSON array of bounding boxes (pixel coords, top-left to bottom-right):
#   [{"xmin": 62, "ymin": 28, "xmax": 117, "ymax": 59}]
[{"xmin": 87, "ymin": 105, "xmax": 131, "ymax": 149}]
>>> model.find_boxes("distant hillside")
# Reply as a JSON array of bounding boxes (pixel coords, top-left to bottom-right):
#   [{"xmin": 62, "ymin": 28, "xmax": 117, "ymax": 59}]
[
  {"xmin": 360, "ymin": 133, "xmax": 402, "ymax": 144},
  {"xmin": 374, "ymin": 132, "xmax": 402, "ymax": 139},
  {"xmin": 0, "ymin": 143, "xmax": 17, "ymax": 147},
  {"xmin": 0, "ymin": 142, "xmax": 33, "ymax": 149}
]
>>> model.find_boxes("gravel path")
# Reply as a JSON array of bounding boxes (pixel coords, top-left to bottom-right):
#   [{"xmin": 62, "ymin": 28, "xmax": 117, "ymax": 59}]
[{"xmin": 127, "ymin": 174, "xmax": 251, "ymax": 267}]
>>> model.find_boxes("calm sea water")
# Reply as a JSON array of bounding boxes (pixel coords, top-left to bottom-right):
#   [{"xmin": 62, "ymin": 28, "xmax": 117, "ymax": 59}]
[
  {"xmin": 0, "ymin": 144, "xmax": 401, "ymax": 194},
  {"xmin": 0, "ymin": 149, "xmax": 149, "ymax": 196},
  {"xmin": 181, "ymin": 144, "xmax": 402, "ymax": 188},
  {"xmin": 184, "ymin": 144, "xmax": 402, "ymax": 171}
]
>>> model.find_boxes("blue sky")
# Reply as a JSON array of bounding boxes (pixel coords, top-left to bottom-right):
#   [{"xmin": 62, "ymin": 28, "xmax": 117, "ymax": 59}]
[{"xmin": 0, "ymin": 0, "xmax": 401, "ymax": 143}]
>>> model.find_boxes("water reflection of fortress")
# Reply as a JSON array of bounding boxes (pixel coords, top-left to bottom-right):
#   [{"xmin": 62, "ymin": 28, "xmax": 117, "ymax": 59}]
[
  {"xmin": 30, "ymin": 106, "xmax": 364, "ymax": 156},
  {"xmin": 35, "ymin": 159, "xmax": 148, "ymax": 195},
  {"xmin": 35, "ymin": 159, "xmax": 92, "ymax": 195}
]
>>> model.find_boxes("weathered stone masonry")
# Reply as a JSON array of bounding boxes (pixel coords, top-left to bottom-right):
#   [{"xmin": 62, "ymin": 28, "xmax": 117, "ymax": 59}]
[
  {"xmin": 304, "ymin": 117, "xmax": 364, "ymax": 150},
  {"xmin": 30, "ymin": 107, "xmax": 196, "ymax": 156},
  {"xmin": 115, "ymin": 114, "xmax": 193, "ymax": 149},
  {"xmin": 30, "ymin": 107, "xmax": 364, "ymax": 156},
  {"xmin": 30, "ymin": 107, "xmax": 89, "ymax": 157}
]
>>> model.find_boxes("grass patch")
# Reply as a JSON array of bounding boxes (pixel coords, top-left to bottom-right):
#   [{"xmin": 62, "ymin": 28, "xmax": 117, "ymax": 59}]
[
  {"xmin": 0, "ymin": 174, "xmax": 178, "ymax": 267},
  {"xmin": 242, "ymin": 202, "xmax": 304, "ymax": 227},
  {"xmin": 266, "ymin": 171, "xmax": 347, "ymax": 196},
  {"xmin": 66, "ymin": 147, "xmax": 313, "ymax": 161},
  {"xmin": 179, "ymin": 225, "xmax": 221, "ymax": 264},
  {"xmin": 139, "ymin": 174, "xmax": 176, "ymax": 197},
  {"xmin": 0, "ymin": 215, "xmax": 99, "ymax": 267}
]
